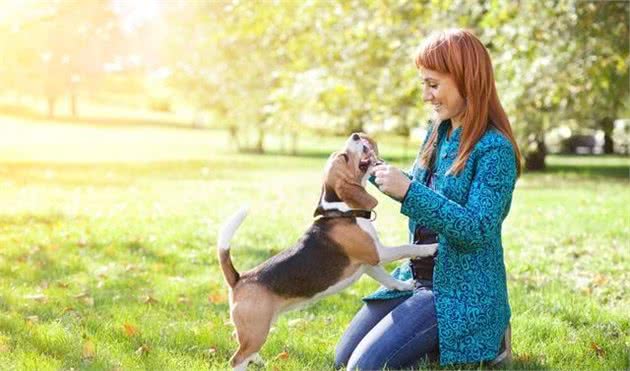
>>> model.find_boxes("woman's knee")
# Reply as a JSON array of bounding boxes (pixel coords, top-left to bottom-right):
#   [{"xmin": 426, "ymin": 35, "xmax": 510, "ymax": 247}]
[{"xmin": 346, "ymin": 349, "xmax": 386, "ymax": 371}]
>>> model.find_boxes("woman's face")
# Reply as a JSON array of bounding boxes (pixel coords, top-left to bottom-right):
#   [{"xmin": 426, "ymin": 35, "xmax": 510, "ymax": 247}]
[{"xmin": 420, "ymin": 67, "xmax": 466, "ymax": 123}]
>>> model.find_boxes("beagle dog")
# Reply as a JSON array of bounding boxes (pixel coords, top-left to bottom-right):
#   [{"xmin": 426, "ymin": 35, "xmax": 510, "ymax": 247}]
[{"xmin": 217, "ymin": 133, "xmax": 437, "ymax": 370}]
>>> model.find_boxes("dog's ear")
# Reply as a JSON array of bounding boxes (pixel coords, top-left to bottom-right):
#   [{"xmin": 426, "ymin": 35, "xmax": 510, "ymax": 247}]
[
  {"xmin": 325, "ymin": 151, "xmax": 350, "ymax": 185},
  {"xmin": 335, "ymin": 178, "xmax": 378, "ymax": 210},
  {"xmin": 313, "ymin": 184, "xmax": 327, "ymax": 217}
]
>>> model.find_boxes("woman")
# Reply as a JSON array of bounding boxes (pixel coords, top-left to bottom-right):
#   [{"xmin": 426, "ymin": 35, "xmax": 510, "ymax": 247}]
[{"xmin": 335, "ymin": 28, "xmax": 521, "ymax": 369}]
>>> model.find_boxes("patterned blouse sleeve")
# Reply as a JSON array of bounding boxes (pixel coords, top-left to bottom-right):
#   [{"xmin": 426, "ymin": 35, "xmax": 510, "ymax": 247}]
[{"xmin": 400, "ymin": 143, "xmax": 517, "ymax": 252}]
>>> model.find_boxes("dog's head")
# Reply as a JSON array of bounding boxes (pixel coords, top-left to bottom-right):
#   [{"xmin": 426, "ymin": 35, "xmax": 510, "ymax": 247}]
[{"xmin": 318, "ymin": 133, "xmax": 380, "ymax": 211}]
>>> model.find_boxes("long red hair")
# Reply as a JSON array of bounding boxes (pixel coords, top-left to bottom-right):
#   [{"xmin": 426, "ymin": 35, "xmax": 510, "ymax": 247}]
[{"xmin": 415, "ymin": 29, "xmax": 522, "ymax": 176}]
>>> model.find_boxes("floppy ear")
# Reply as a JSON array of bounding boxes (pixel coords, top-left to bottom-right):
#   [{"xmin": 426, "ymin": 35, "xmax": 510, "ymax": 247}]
[
  {"xmin": 313, "ymin": 184, "xmax": 325, "ymax": 217},
  {"xmin": 335, "ymin": 178, "xmax": 378, "ymax": 210}
]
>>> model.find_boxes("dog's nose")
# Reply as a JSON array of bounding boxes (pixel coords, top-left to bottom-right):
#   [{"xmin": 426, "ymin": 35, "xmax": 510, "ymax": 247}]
[{"xmin": 352, "ymin": 133, "xmax": 360, "ymax": 141}]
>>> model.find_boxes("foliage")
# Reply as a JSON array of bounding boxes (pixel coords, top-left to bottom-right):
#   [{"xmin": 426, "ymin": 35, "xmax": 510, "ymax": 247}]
[
  {"xmin": 0, "ymin": 0, "xmax": 125, "ymax": 117},
  {"xmin": 165, "ymin": 0, "xmax": 628, "ymax": 161},
  {"xmin": 0, "ymin": 0, "xmax": 627, "ymax": 163}
]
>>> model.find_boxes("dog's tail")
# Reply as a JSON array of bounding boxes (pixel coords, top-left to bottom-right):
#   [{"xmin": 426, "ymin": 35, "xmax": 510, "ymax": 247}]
[{"xmin": 217, "ymin": 206, "xmax": 248, "ymax": 288}]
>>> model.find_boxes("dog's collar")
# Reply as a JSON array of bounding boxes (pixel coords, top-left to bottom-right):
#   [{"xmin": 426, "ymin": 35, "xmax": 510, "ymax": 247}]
[{"xmin": 314, "ymin": 207, "xmax": 376, "ymax": 221}]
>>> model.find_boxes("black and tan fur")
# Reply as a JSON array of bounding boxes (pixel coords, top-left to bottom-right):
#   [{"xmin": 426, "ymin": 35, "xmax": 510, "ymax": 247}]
[{"xmin": 216, "ymin": 133, "xmax": 437, "ymax": 370}]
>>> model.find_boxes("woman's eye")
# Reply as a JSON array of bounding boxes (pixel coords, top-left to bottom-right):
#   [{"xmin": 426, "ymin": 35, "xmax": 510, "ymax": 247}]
[{"xmin": 421, "ymin": 81, "xmax": 438, "ymax": 89}]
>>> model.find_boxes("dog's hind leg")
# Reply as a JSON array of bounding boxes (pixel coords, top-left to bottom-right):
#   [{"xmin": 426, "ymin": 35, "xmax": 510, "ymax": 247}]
[
  {"xmin": 229, "ymin": 295, "xmax": 273, "ymax": 370},
  {"xmin": 230, "ymin": 316, "xmax": 270, "ymax": 370}
]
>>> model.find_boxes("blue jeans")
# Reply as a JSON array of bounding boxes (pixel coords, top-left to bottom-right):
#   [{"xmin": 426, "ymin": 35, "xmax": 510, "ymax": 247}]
[{"xmin": 335, "ymin": 280, "xmax": 439, "ymax": 370}]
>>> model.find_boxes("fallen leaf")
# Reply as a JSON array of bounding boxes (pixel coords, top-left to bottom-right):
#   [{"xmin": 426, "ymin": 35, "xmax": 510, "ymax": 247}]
[
  {"xmin": 74, "ymin": 292, "xmax": 94, "ymax": 306},
  {"xmin": 74, "ymin": 292, "xmax": 90, "ymax": 299},
  {"xmin": 177, "ymin": 296, "xmax": 191, "ymax": 305},
  {"xmin": 590, "ymin": 342, "xmax": 605, "ymax": 357},
  {"xmin": 25, "ymin": 293, "xmax": 47, "ymax": 302},
  {"xmin": 82, "ymin": 340, "xmax": 96, "ymax": 359},
  {"xmin": 82, "ymin": 296, "xmax": 95, "ymax": 307},
  {"xmin": 135, "ymin": 344, "xmax": 150, "ymax": 356},
  {"xmin": 123, "ymin": 323, "xmax": 138, "ymax": 337},
  {"xmin": 288, "ymin": 318, "xmax": 306, "ymax": 328},
  {"xmin": 0, "ymin": 336, "xmax": 10, "ymax": 353},
  {"xmin": 25, "ymin": 315, "xmax": 39, "ymax": 325},
  {"xmin": 275, "ymin": 351, "xmax": 289, "ymax": 361},
  {"xmin": 56, "ymin": 282, "xmax": 70, "ymax": 289},
  {"xmin": 592, "ymin": 274, "xmax": 608, "ymax": 287},
  {"xmin": 208, "ymin": 293, "xmax": 226, "ymax": 304},
  {"xmin": 61, "ymin": 307, "xmax": 75, "ymax": 314},
  {"xmin": 125, "ymin": 264, "xmax": 138, "ymax": 272},
  {"xmin": 143, "ymin": 295, "xmax": 159, "ymax": 305}
]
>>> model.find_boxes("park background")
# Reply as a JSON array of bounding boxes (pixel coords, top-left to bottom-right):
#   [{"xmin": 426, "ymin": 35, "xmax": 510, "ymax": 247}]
[{"xmin": 0, "ymin": 0, "xmax": 628, "ymax": 369}]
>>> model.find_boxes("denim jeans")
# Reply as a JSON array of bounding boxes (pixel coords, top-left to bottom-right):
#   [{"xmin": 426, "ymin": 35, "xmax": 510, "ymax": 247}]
[{"xmin": 334, "ymin": 280, "xmax": 439, "ymax": 370}]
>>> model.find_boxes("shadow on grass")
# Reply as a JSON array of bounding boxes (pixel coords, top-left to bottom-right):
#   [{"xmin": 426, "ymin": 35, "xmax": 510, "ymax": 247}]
[
  {"xmin": 0, "ymin": 212, "xmax": 72, "ymax": 227},
  {"xmin": 0, "ymin": 103, "xmax": 210, "ymax": 131},
  {"xmin": 544, "ymin": 158, "xmax": 629, "ymax": 180}
]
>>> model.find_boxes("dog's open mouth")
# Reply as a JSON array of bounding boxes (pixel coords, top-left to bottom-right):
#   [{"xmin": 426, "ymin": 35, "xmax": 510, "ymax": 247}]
[
  {"xmin": 359, "ymin": 158, "xmax": 372, "ymax": 172},
  {"xmin": 358, "ymin": 141, "xmax": 377, "ymax": 172}
]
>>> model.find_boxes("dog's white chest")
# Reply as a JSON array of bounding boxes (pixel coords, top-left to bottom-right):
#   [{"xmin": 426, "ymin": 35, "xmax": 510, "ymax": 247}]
[{"xmin": 356, "ymin": 217, "xmax": 379, "ymax": 243}]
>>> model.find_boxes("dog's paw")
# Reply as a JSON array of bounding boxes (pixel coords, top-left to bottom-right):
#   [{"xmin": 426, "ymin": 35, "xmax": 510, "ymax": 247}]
[
  {"xmin": 414, "ymin": 243, "xmax": 438, "ymax": 257},
  {"xmin": 252, "ymin": 353, "xmax": 264, "ymax": 366},
  {"xmin": 391, "ymin": 279, "xmax": 415, "ymax": 291}
]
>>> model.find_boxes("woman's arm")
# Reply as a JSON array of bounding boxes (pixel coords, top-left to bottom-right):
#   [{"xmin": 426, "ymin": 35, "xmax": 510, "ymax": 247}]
[{"xmin": 400, "ymin": 143, "xmax": 517, "ymax": 253}]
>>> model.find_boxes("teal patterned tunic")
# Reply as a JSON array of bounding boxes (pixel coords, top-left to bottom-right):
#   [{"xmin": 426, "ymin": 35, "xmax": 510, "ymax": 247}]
[{"xmin": 364, "ymin": 119, "xmax": 517, "ymax": 365}]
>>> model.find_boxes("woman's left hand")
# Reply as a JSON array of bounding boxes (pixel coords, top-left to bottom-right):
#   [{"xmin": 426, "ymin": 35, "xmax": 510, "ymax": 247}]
[{"xmin": 373, "ymin": 164, "xmax": 411, "ymax": 201}]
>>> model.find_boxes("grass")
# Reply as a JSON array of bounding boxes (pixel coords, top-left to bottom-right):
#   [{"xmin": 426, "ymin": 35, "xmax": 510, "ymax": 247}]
[{"xmin": 0, "ymin": 114, "xmax": 628, "ymax": 370}]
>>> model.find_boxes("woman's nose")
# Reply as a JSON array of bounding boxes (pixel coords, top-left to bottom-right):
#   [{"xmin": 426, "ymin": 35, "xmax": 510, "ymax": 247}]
[{"xmin": 422, "ymin": 88, "xmax": 432, "ymax": 102}]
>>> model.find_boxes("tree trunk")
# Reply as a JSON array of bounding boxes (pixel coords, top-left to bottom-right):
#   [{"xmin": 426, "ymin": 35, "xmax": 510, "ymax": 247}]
[
  {"xmin": 70, "ymin": 94, "xmax": 78, "ymax": 117},
  {"xmin": 255, "ymin": 127, "xmax": 265, "ymax": 154},
  {"xmin": 47, "ymin": 96, "xmax": 56, "ymax": 118},
  {"xmin": 228, "ymin": 125, "xmax": 240, "ymax": 151},
  {"xmin": 290, "ymin": 132, "xmax": 298, "ymax": 155},
  {"xmin": 598, "ymin": 117, "xmax": 615, "ymax": 154},
  {"xmin": 524, "ymin": 136, "xmax": 547, "ymax": 171}
]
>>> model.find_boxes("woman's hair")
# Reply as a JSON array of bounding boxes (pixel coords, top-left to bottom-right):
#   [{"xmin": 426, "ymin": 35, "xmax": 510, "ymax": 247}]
[{"xmin": 415, "ymin": 28, "xmax": 522, "ymax": 176}]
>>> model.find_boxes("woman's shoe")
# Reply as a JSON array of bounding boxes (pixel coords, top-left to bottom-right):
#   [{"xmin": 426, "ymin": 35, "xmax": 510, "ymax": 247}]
[{"xmin": 490, "ymin": 323, "xmax": 512, "ymax": 367}]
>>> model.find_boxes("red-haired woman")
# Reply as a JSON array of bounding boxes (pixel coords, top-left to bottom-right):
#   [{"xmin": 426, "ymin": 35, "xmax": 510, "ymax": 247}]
[{"xmin": 335, "ymin": 29, "xmax": 521, "ymax": 369}]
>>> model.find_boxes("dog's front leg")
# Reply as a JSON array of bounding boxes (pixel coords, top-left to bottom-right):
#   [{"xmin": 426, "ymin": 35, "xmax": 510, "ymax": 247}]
[
  {"xmin": 365, "ymin": 265, "xmax": 414, "ymax": 291},
  {"xmin": 377, "ymin": 243, "xmax": 438, "ymax": 264}
]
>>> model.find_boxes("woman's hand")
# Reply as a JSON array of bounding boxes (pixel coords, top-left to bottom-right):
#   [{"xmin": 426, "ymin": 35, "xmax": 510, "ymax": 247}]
[{"xmin": 373, "ymin": 164, "xmax": 411, "ymax": 201}]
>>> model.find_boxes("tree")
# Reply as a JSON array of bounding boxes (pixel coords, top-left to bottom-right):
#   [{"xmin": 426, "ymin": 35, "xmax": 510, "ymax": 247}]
[
  {"xmin": 164, "ymin": 0, "xmax": 628, "ymax": 163},
  {"xmin": 1, "ymin": 0, "xmax": 124, "ymax": 117}
]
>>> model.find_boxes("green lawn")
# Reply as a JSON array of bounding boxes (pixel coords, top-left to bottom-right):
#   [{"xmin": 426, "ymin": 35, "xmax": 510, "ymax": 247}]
[{"xmin": 0, "ymin": 115, "xmax": 628, "ymax": 370}]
